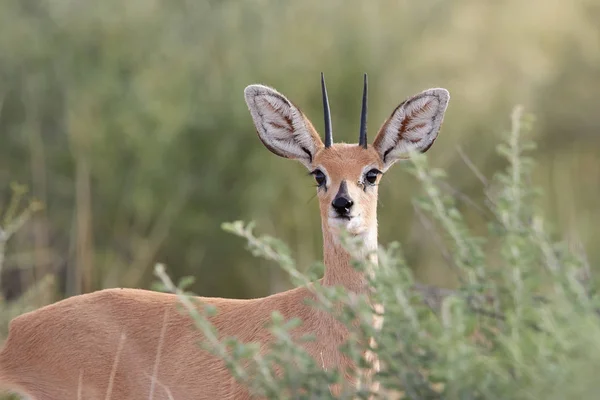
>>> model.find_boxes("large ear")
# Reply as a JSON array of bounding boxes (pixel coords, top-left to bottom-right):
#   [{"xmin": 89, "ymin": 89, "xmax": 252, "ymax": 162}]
[
  {"xmin": 372, "ymin": 88, "xmax": 449, "ymax": 171},
  {"xmin": 244, "ymin": 84, "xmax": 324, "ymax": 169}
]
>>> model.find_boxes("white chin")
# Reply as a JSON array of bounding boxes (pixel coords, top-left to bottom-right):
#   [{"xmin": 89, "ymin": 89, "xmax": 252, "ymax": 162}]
[{"xmin": 328, "ymin": 216, "xmax": 364, "ymax": 235}]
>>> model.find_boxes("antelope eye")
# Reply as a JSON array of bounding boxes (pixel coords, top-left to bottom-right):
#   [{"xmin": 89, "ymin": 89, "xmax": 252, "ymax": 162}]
[
  {"xmin": 365, "ymin": 169, "xmax": 381, "ymax": 185},
  {"xmin": 312, "ymin": 170, "xmax": 326, "ymax": 187}
]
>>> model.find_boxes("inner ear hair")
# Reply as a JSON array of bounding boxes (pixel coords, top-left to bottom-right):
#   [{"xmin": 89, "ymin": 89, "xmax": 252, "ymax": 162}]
[
  {"xmin": 373, "ymin": 88, "xmax": 449, "ymax": 168},
  {"xmin": 244, "ymin": 84, "xmax": 323, "ymax": 168}
]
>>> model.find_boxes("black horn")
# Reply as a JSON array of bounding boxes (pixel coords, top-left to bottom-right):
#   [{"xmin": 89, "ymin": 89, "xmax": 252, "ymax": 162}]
[
  {"xmin": 321, "ymin": 73, "xmax": 333, "ymax": 148},
  {"xmin": 359, "ymin": 73, "xmax": 368, "ymax": 149}
]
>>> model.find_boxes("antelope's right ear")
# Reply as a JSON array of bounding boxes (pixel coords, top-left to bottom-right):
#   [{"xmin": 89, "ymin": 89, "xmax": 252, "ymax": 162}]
[
  {"xmin": 244, "ymin": 85, "xmax": 324, "ymax": 169},
  {"xmin": 372, "ymin": 88, "xmax": 450, "ymax": 171}
]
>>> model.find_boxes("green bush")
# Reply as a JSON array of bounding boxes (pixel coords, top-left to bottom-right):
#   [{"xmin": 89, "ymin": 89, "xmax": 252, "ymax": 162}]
[{"xmin": 156, "ymin": 108, "xmax": 599, "ymax": 399}]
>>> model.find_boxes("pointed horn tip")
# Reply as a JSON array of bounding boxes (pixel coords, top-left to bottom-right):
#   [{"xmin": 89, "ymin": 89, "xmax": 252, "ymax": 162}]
[
  {"xmin": 359, "ymin": 73, "xmax": 368, "ymax": 148},
  {"xmin": 321, "ymin": 73, "xmax": 333, "ymax": 148}
]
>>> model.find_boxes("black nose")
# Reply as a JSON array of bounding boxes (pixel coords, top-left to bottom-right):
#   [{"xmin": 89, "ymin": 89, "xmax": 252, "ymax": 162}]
[
  {"xmin": 332, "ymin": 196, "xmax": 353, "ymax": 214},
  {"xmin": 332, "ymin": 180, "xmax": 353, "ymax": 215}
]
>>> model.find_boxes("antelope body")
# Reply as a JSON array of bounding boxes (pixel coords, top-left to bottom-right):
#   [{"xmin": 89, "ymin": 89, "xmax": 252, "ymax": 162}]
[{"xmin": 0, "ymin": 74, "xmax": 449, "ymax": 400}]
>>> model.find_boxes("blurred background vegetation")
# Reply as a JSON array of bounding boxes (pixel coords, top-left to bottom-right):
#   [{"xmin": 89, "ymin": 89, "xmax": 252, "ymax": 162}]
[{"xmin": 0, "ymin": 0, "xmax": 599, "ymax": 315}]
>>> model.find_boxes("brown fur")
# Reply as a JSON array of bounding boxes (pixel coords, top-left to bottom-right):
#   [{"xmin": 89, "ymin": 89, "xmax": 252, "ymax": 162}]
[
  {"xmin": 0, "ymin": 145, "xmax": 384, "ymax": 400},
  {"xmin": 0, "ymin": 84, "xmax": 447, "ymax": 399},
  {"xmin": 0, "ymin": 286, "xmax": 350, "ymax": 399}
]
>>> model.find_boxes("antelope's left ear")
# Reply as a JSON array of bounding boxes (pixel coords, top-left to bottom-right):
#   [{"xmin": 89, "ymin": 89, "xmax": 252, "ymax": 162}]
[
  {"xmin": 244, "ymin": 84, "xmax": 324, "ymax": 169},
  {"xmin": 372, "ymin": 88, "xmax": 449, "ymax": 171}
]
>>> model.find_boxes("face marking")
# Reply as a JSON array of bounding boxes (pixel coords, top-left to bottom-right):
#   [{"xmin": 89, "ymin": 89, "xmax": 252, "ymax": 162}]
[
  {"xmin": 311, "ymin": 168, "xmax": 327, "ymax": 190},
  {"xmin": 358, "ymin": 165, "xmax": 383, "ymax": 191},
  {"xmin": 311, "ymin": 144, "xmax": 384, "ymax": 235},
  {"xmin": 331, "ymin": 180, "xmax": 353, "ymax": 219}
]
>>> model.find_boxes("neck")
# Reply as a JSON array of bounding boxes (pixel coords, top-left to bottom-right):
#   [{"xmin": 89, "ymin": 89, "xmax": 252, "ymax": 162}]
[{"xmin": 321, "ymin": 220, "xmax": 378, "ymax": 292}]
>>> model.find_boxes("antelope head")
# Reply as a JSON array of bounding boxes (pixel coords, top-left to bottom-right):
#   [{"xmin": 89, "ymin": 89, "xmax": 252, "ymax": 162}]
[{"xmin": 244, "ymin": 74, "xmax": 449, "ymax": 252}]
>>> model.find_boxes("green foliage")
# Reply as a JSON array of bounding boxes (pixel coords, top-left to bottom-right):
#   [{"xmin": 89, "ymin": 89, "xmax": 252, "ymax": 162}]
[
  {"xmin": 0, "ymin": 186, "xmax": 51, "ymax": 400},
  {"xmin": 156, "ymin": 109, "xmax": 599, "ymax": 399},
  {"xmin": 0, "ymin": 185, "xmax": 50, "ymax": 336}
]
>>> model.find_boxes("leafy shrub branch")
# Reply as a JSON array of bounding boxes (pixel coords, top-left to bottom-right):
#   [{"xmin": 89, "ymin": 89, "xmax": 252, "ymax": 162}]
[{"xmin": 151, "ymin": 107, "xmax": 597, "ymax": 398}]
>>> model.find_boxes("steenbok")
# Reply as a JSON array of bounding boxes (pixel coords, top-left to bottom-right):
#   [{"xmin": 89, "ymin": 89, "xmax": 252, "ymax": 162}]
[{"xmin": 0, "ymin": 74, "xmax": 449, "ymax": 399}]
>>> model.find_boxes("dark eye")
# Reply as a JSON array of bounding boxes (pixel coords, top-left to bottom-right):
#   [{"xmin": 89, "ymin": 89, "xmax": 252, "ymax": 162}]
[
  {"xmin": 312, "ymin": 169, "xmax": 326, "ymax": 187},
  {"xmin": 365, "ymin": 169, "xmax": 381, "ymax": 185}
]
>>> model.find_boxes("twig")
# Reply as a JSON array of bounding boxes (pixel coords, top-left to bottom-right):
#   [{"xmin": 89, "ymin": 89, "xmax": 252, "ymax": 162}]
[
  {"xmin": 412, "ymin": 282, "xmax": 502, "ymax": 320},
  {"xmin": 144, "ymin": 372, "xmax": 175, "ymax": 400},
  {"xmin": 455, "ymin": 145, "xmax": 488, "ymax": 186},
  {"xmin": 455, "ymin": 145, "xmax": 502, "ymax": 213},
  {"xmin": 148, "ymin": 309, "xmax": 169, "ymax": 400},
  {"xmin": 0, "ymin": 204, "xmax": 40, "ymax": 289},
  {"xmin": 105, "ymin": 333, "xmax": 126, "ymax": 400},
  {"xmin": 154, "ymin": 264, "xmax": 251, "ymax": 383},
  {"xmin": 437, "ymin": 181, "xmax": 491, "ymax": 219},
  {"xmin": 412, "ymin": 202, "xmax": 461, "ymax": 279},
  {"xmin": 411, "ymin": 282, "xmax": 549, "ymax": 332},
  {"xmin": 78, "ymin": 369, "xmax": 84, "ymax": 400}
]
